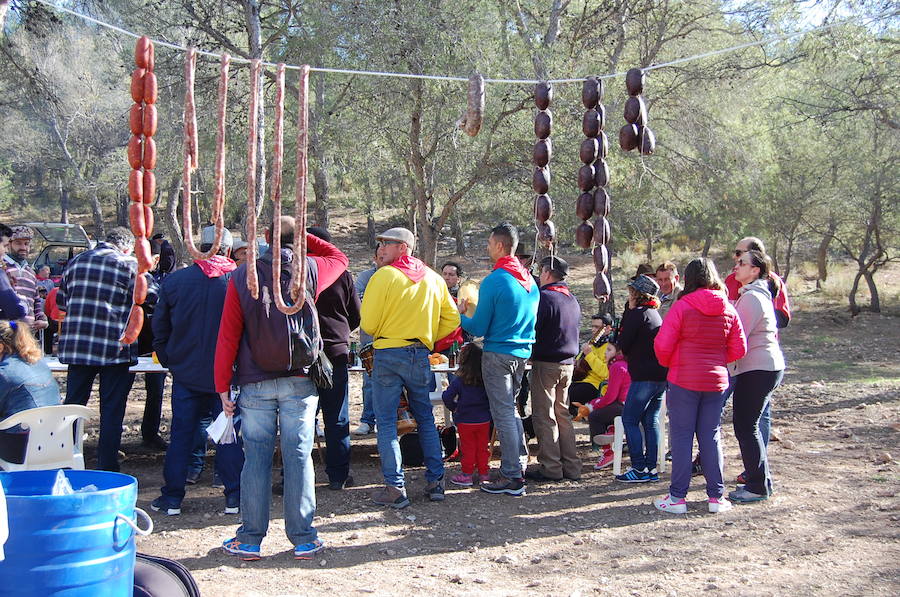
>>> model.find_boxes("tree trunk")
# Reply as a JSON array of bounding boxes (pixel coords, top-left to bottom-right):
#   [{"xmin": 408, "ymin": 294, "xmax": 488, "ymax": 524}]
[
  {"xmin": 770, "ymin": 237, "xmax": 781, "ymax": 275},
  {"xmin": 451, "ymin": 211, "xmax": 466, "ymax": 256},
  {"xmin": 366, "ymin": 209, "xmax": 376, "ymax": 249},
  {"xmin": 816, "ymin": 218, "xmax": 836, "ymax": 288},
  {"xmin": 244, "ymin": 0, "xmax": 266, "ymax": 236},
  {"xmin": 848, "ymin": 269, "xmax": 863, "ymax": 316},
  {"xmin": 645, "ymin": 227, "xmax": 654, "ymax": 263},
  {"xmin": 701, "ymin": 235, "xmax": 713, "ymax": 258},
  {"xmin": 116, "ymin": 189, "xmax": 129, "ymax": 228},
  {"xmin": 163, "ymin": 172, "xmax": 188, "ymax": 267},
  {"xmin": 864, "ymin": 271, "xmax": 881, "ymax": 313},
  {"xmin": 783, "ymin": 235, "xmax": 794, "ymax": 282},
  {"xmin": 57, "ymin": 176, "xmax": 69, "ymax": 224},
  {"xmin": 90, "ymin": 189, "xmax": 105, "ymax": 240},
  {"xmin": 310, "ymin": 72, "xmax": 330, "ymax": 229}
]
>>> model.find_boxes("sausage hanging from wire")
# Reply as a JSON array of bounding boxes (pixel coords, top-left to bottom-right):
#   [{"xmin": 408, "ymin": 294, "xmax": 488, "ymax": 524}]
[
  {"xmin": 272, "ymin": 63, "xmax": 309, "ymax": 315},
  {"xmin": 244, "ymin": 59, "xmax": 261, "ymax": 300}
]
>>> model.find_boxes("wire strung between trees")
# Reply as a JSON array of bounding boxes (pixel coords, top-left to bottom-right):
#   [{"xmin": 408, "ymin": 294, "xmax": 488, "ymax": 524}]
[{"xmin": 29, "ymin": 0, "xmax": 883, "ymax": 85}]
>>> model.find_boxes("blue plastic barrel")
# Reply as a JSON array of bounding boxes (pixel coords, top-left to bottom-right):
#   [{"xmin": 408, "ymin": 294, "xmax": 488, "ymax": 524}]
[{"xmin": 0, "ymin": 470, "xmax": 151, "ymax": 596}]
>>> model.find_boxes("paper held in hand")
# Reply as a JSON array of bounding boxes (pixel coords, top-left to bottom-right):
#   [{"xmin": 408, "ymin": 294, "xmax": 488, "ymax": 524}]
[
  {"xmin": 207, "ymin": 412, "xmax": 237, "ymax": 444},
  {"xmin": 458, "ymin": 280, "xmax": 479, "ymax": 317}
]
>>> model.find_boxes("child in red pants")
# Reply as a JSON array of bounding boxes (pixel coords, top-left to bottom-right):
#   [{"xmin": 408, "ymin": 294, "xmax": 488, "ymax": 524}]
[{"xmin": 442, "ymin": 343, "xmax": 492, "ymax": 486}]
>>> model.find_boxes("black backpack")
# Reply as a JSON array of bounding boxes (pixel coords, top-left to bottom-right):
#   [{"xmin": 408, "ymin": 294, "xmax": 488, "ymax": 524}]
[
  {"xmin": 133, "ymin": 553, "xmax": 200, "ymax": 597},
  {"xmin": 243, "ymin": 252, "xmax": 323, "ymax": 373}
]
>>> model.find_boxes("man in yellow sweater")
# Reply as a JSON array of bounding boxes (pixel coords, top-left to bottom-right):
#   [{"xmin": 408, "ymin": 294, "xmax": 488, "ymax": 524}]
[{"xmin": 361, "ymin": 227, "xmax": 460, "ymax": 508}]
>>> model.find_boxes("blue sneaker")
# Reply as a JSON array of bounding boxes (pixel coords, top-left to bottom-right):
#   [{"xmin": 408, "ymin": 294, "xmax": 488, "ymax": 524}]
[
  {"xmin": 222, "ymin": 537, "xmax": 261, "ymax": 561},
  {"xmin": 293, "ymin": 539, "xmax": 325, "ymax": 560},
  {"xmin": 615, "ymin": 468, "xmax": 652, "ymax": 483},
  {"xmin": 647, "ymin": 468, "xmax": 660, "ymax": 482}
]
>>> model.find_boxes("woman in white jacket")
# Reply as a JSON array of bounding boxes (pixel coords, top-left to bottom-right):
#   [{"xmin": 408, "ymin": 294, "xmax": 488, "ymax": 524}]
[{"xmin": 728, "ymin": 250, "xmax": 785, "ymax": 503}]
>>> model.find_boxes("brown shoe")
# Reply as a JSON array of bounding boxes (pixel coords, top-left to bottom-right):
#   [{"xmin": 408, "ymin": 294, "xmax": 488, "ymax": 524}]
[{"xmin": 371, "ymin": 485, "xmax": 410, "ymax": 509}]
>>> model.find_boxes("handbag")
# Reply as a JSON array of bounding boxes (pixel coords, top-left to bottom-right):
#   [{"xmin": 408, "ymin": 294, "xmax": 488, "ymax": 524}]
[{"xmin": 310, "ymin": 352, "xmax": 334, "ymax": 390}]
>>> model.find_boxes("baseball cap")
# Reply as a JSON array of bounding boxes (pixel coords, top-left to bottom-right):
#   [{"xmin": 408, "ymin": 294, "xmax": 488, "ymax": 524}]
[
  {"xmin": 376, "ymin": 227, "xmax": 415, "ymax": 252},
  {"xmin": 539, "ymin": 255, "xmax": 569, "ymax": 278},
  {"xmin": 628, "ymin": 274, "xmax": 660, "ymax": 296},
  {"xmin": 200, "ymin": 226, "xmax": 234, "ymax": 249},
  {"xmin": 10, "ymin": 225, "xmax": 33, "ymax": 241}
]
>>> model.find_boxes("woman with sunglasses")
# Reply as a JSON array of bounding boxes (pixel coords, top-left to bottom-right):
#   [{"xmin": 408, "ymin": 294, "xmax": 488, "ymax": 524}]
[{"xmin": 727, "ymin": 250, "xmax": 785, "ymax": 503}]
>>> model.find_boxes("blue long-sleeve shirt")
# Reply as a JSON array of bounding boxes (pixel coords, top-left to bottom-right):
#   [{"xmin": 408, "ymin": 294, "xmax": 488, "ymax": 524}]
[
  {"xmin": 460, "ymin": 268, "xmax": 539, "ymax": 358},
  {"xmin": 0, "ymin": 270, "xmax": 27, "ymax": 321}
]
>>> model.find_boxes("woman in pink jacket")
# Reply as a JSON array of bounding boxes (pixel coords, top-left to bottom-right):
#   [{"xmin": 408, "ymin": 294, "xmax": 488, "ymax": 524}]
[{"xmin": 652, "ymin": 258, "xmax": 746, "ymax": 514}]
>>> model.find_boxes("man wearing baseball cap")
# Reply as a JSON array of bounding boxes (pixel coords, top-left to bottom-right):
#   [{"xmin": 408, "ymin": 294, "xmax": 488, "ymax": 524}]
[
  {"xmin": 4, "ymin": 225, "xmax": 48, "ymax": 332},
  {"xmin": 361, "ymin": 227, "xmax": 460, "ymax": 508}
]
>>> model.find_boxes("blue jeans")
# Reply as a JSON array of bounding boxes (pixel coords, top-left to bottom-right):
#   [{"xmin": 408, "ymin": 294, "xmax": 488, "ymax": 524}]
[
  {"xmin": 316, "ymin": 354, "xmax": 351, "ymax": 483},
  {"xmin": 236, "ymin": 376, "xmax": 319, "ymax": 546},
  {"xmin": 372, "ymin": 346, "xmax": 444, "ymax": 487},
  {"xmin": 621, "ymin": 380, "xmax": 667, "ymax": 471},
  {"xmin": 160, "ymin": 382, "xmax": 243, "ymax": 507},
  {"xmin": 189, "ymin": 414, "xmax": 213, "ymax": 476},
  {"xmin": 361, "ymin": 371, "xmax": 376, "ymax": 427},
  {"xmin": 481, "ymin": 351, "xmax": 528, "ymax": 480},
  {"xmin": 63, "ymin": 363, "xmax": 135, "ymax": 472}
]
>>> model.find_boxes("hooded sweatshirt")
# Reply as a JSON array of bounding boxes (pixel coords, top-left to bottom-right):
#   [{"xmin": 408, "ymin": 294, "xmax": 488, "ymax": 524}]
[
  {"xmin": 654, "ymin": 288, "xmax": 746, "ymax": 392},
  {"xmin": 728, "ymin": 278, "xmax": 785, "ymax": 376}
]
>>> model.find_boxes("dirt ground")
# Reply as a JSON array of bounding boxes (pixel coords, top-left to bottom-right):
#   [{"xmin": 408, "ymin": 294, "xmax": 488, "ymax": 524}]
[{"xmin": 65, "ymin": 221, "xmax": 899, "ymax": 596}]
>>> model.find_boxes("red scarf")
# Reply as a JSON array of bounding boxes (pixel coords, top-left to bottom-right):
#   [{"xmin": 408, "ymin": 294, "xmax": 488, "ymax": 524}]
[
  {"xmin": 543, "ymin": 283, "xmax": 571, "ymax": 297},
  {"xmin": 194, "ymin": 255, "xmax": 237, "ymax": 278},
  {"xmin": 390, "ymin": 255, "xmax": 427, "ymax": 283},
  {"xmin": 494, "ymin": 256, "xmax": 533, "ymax": 290}
]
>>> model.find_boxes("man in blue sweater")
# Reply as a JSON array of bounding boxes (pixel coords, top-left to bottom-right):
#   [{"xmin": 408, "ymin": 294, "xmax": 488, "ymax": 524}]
[
  {"xmin": 527, "ymin": 256, "xmax": 582, "ymax": 482},
  {"xmin": 458, "ymin": 223, "xmax": 539, "ymax": 496},
  {"xmin": 150, "ymin": 226, "xmax": 244, "ymax": 516}
]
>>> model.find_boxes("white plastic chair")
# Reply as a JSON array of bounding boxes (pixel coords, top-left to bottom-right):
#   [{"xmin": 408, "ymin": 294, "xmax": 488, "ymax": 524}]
[
  {"xmin": 593, "ymin": 398, "xmax": 667, "ymax": 476},
  {"xmin": 0, "ymin": 405, "xmax": 94, "ymax": 471}
]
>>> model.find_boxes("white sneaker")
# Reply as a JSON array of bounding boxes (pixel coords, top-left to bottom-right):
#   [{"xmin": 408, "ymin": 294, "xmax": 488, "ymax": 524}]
[
  {"xmin": 353, "ymin": 422, "xmax": 373, "ymax": 435},
  {"xmin": 708, "ymin": 497, "xmax": 733, "ymax": 513},
  {"xmin": 653, "ymin": 494, "xmax": 687, "ymax": 514}
]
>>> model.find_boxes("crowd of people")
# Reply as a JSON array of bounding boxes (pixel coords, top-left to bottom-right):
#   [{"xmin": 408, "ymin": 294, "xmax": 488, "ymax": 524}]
[{"xmin": 0, "ymin": 218, "xmax": 789, "ymax": 560}]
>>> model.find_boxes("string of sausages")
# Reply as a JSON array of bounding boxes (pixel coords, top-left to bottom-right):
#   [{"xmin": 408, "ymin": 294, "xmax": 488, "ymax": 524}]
[
  {"xmin": 533, "ymin": 83, "xmax": 555, "ymax": 249},
  {"xmin": 618, "ymin": 68, "xmax": 655, "ymax": 155},
  {"xmin": 270, "ymin": 64, "xmax": 309, "ymax": 314},
  {"xmin": 121, "ymin": 36, "xmax": 158, "ymax": 344},
  {"xmin": 244, "ymin": 59, "xmax": 261, "ymax": 300},
  {"xmin": 181, "ymin": 48, "xmax": 229, "ymax": 261},
  {"xmin": 574, "ymin": 77, "xmax": 612, "ymax": 301}
]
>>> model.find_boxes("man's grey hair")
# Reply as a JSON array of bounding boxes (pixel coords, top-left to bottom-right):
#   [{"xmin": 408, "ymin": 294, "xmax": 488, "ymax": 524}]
[{"xmin": 106, "ymin": 227, "xmax": 135, "ymax": 251}]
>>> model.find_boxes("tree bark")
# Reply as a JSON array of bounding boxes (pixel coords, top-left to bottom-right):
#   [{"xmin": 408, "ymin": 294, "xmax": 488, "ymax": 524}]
[
  {"xmin": 162, "ymin": 172, "xmax": 187, "ymax": 267},
  {"xmin": 451, "ymin": 211, "xmax": 466, "ymax": 256},
  {"xmin": 815, "ymin": 217, "xmax": 836, "ymax": 288},
  {"xmin": 864, "ymin": 271, "xmax": 880, "ymax": 313},
  {"xmin": 701, "ymin": 235, "xmax": 713, "ymax": 258},
  {"xmin": 310, "ymin": 72, "xmax": 330, "ymax": 229},
  {"xmin": 57, "ymin": 176, "xmax": 69, "ymax": 224}
]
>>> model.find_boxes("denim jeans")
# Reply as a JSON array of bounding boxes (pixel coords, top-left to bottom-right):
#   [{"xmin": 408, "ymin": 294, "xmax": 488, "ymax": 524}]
[
  {"xmin": 63, "ymin": 363, "xmax": 135, "ymax": 471},
  {"xmin": 160, "ymin": 382, "xmax": 243, "ymax": 507},
  {"xmin": 360, "ymin": 371, "xmax": 376, "ymax": 427},
  {"xmin": 141, "ymin": 372, "xmax": 167, "ymax": 441},
  {"xmin": 621, "ymin": 380, "xmax": 667, "ymax": 471},
  {"xmin": 189, "ymin": 413, "xmax": 213, "ymax": 476},
  {"xmin": 372, "ymin": 346, "xmax": 444, "ymax": 487},
  {"xmin": 316, "ymin": 353, "xmax": 351, "ymax": 483},
  {"xmin": 667, "ymin": 382, "xmax": 727, "ymax": 499},
  {"xmin": 236, "ymin": 376, "xmax": 319, "ymax": 546},
  {"xmin": 481, "ymin": 351, "xmax": 528, "ymax": 480}
]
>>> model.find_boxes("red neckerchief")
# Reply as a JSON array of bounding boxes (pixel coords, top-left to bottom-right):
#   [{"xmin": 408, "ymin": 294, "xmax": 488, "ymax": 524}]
[
  {"xmin": 494, "ymin": 255, "xmax": 533, "ymax": 290},
  {"xmin": 543, "ymin": 283, "xmax": 571, "ymax": 296},
  {"xmin": 390, "ymin": 255, "xmax": 427, "ymax": 283},
  {"xmin": 637, "ymin": 295, "xmax": 661, "ymax": 309},
  {"xmin": 194, "ymin": 255, "xmax": 237, "ymax": 278}
]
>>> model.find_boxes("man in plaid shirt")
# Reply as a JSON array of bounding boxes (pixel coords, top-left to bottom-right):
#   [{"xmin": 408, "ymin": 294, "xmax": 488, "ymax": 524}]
[{"xmin": 59, "ymin": 227, "xmax": 142, "ymax": 471}]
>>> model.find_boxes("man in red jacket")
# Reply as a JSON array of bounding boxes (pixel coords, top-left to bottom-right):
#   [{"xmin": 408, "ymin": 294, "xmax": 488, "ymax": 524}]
[{"xmin": 214, "ymin": 216, "xmax": 348, "ymax": 561}]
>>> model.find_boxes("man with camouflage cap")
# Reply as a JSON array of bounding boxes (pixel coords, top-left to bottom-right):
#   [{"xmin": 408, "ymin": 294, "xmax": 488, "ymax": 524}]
[{"xmin": 3, "ymin": 225, "xmax": 47, "ymax": 332}]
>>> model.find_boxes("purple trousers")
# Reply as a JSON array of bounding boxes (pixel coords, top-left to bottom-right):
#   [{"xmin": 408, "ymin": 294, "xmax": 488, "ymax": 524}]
[{"xmin": 667, "ymin": 382, "xmax": 728, "ymax": 499}]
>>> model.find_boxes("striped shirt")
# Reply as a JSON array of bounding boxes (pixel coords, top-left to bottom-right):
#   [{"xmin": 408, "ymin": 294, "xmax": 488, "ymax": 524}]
[
  {"xmin": 57, "ymin": 242, "xmax": 138, "ymax": 366},
  {"xmin": 4, "ymin": 256, "xmax": 46, "ymax": 328}
]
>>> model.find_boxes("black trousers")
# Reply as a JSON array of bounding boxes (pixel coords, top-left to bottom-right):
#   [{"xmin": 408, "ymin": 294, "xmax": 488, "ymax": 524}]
[
  {"xmin": 316, "ymin": 353, "xmax": 351, "ymax": 483},
  {"xmin": 141, "ymin": 372, "xmax": 167, "ymax": 441},
  {"xmin": 732, "ymin": 369, "xmax": 783, "ymax": 495}
]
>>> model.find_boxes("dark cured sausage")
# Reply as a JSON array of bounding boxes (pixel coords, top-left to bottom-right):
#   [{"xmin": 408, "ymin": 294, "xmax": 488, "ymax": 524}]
[
  {"xmin": 575, "ymin": 221, "xmax": 594, "ymax": 249},
  {"xmin": 532, "ymin": 167, "xmax": 550, "ymax": 194},
  {"xmin": 594, "ymin": 159, "xmax": 610, "ymax": 187},
  {"xmin": 639, "ymin": 126, "xmax": 656, "ymax": 155},
  {"xmin": 576, "ymin": 192, "xmax": 594, "ymax": 221},
  {"xmin": 593, "ymin": 272, "xmax": 611, "ymax": 299},
  {"xmin": 578, "ymin": 164, "xmax": 595, "ymax": 192},
  {"xmin": 533, "ymin": 139, "xmax": 552, "ymax": 167},
  {"xmin": 535, "ymin": 81, "xmax": 552, "ymax": 110},
  {"xmin": 619, "ymin": 124, "xmax": 639, "ymax": 151},
  {"xmin": 594, "ymin": 187, "xmax": 611, "ymax": 217},
  {"xmin": 534, "ymin": 194, "xmax": 552, "ymax": 222},
  {"xmin": 625, "ymin": 68, "xmax": 645, "ymax": 96}
]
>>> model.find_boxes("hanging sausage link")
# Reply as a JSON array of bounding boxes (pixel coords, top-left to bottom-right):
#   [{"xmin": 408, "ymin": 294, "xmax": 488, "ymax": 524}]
[
  {"xmin": 244, "ymin": 59, "xmax": 261, "ymax": 299},
  {"xmin": 271, "ymin": 64, "xmax": 310, "ymax": 315},
  {"xmin": 121, "ymin": 36, "xmax": 157, "ymax": 344},
  {"xmin": 533, "ymin": 81, "xmax": 555, "ymax": 250},
  {"xmin": 181, "ymin": 49, "xmax": 229, "ymax": 261}
]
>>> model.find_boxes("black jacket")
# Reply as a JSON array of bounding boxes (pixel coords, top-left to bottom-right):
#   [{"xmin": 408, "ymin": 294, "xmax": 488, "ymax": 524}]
[
  {"xmin": 618, "ymin": 305, "xmax": 667, "ymax": 382},
  {"xmin": 315, "ymin": 269, "xmax": 361, "ymax": 360}
]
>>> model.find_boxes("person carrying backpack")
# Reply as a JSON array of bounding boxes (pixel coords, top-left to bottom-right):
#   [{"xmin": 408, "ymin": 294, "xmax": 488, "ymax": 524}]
[{"xmin": 214, "ymin": 216, "xmax": 348, "ymax": 561}]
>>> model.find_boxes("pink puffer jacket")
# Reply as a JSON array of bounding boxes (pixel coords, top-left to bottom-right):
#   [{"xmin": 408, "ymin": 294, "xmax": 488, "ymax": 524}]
[{"xmin": 654, "ymin": 288, "xmax": 746, "ymax": 392}]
